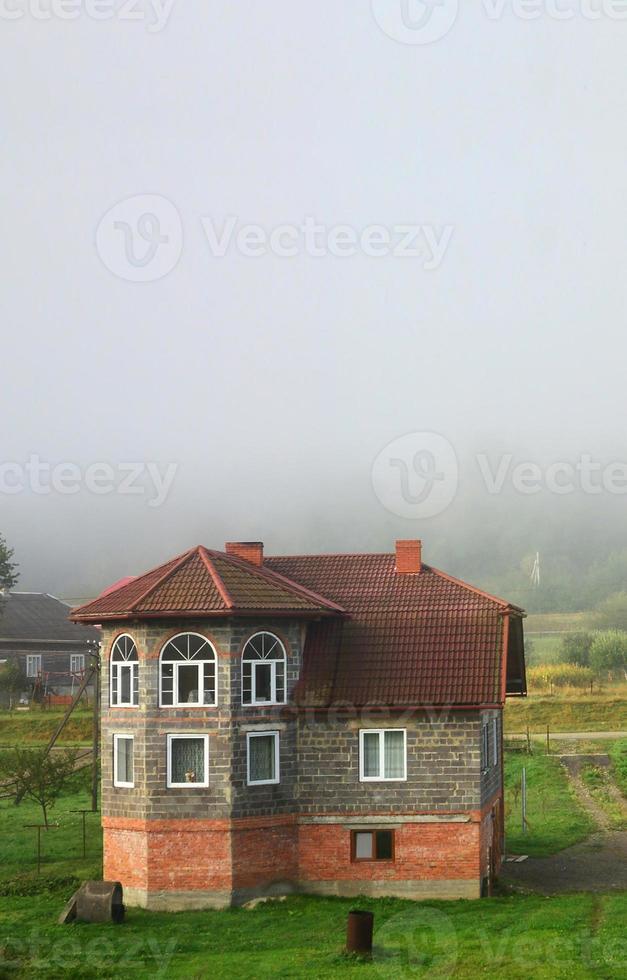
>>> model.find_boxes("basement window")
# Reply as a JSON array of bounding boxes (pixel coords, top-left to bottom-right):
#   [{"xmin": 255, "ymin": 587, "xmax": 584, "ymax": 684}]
[
  {"xmin": 113, "ymin": 735, "xmax": 134, "ymax": 788},
  {"xmin": 247, "ymin": 731, "xmax": 280, "ymax": 785},
  {"xmin": 351, "ymin": 830, "xmax": 395, "ymax": 862},
  {"xmin": 166, "ymin": 734, "xmax": 209, "ymax": 788},
  {"xmin": 359, "ymin": 729, "xmax": 407, "ymax": 781}
]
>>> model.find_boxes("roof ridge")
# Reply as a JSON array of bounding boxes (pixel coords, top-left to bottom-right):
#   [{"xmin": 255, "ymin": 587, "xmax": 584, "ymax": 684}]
[
  {"xmin": 198, "ymin": 546, "xmax": 234, "ymax": 609},
  {"xmin": 430, "ymin": 565, "xmax": 521, "ymax": 610},
  {"xmin": 206, "ymin": 550, "xmax": 345, "ymax": 613},
  {"xmin": 126, "ymin": 547, "xmax": 198, "ymax": 612},
  {"xmin": 267, "ymin": 552, "xmax": 394, "ymax": 560}
]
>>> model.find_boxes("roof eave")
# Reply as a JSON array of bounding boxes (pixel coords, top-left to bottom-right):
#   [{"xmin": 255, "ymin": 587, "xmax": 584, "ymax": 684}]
[{"xmin": 69, "ymin": 607, "xmax": 345, "ymax": 624}]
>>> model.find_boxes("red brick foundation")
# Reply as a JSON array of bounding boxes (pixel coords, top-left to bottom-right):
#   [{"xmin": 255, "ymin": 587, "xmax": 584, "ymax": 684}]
[{"xmin": 103, "ymin": 798, "xmax": 501, "ymax": 909}]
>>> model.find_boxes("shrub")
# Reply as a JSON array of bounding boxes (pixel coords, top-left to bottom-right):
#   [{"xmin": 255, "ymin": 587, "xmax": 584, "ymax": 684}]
[
  {"xmin": 589, "ymin": 630, "xmax": 627, "ymax": 680},
  {"xmin": 561, "ymin": 632, "xmax": 593, "ymax": 667}
]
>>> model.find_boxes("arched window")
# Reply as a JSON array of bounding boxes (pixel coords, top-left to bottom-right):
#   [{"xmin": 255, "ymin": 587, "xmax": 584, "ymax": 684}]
[
  {"xmin": 242, "ymin": 632, "xmax": 286, "ymax": 706},
  {"xmin": 110, "ymin": 634, "xmax": 139, "ymax": 707},
  {"xmin": 160, "ymin": 633, "xmax": 217, "ymax": 707}
]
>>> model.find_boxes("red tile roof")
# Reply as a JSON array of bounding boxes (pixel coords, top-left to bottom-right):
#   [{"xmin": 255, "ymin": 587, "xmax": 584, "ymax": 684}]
[
  {"xmin": 70, "ymin": 547, "xmax": 345, "ymax": 622},
  {"xmin": 70, "ymin": 545, "xmax": 525, "ymax": 706},
  {"xmin": 265, "ymin": 554, "xmax": 523, "ymax": 707}
]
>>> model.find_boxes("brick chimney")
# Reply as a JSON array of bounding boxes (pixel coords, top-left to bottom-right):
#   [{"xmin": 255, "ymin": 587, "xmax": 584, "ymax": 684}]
[
  {"xmin": 395, "ymin": 540, "xmax": 422, "ymax": 575},
  {"xmin": 225, "ymin": 542, "xmax": 264, "ymax": 566}
]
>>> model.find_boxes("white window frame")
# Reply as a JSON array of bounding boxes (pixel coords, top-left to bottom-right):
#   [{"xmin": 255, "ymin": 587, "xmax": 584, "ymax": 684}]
[
  {"xmin": 481, "ymin": 722, "xmax": 490, "ymax": 773},
  {"xmin": 26, "ymin": 654, "xmax": 42, "ymax": 678},
  {"xmin": 113, "ymin": 734, "xmax": 135, "ymax": 789},
  {"xmin": 159, "ymin": 633, "xmax": 217, "ymax": 708},
  {"xmin": 359, "ymin": 729, "xmax": 407, "ymax": 782},
  {"xmin": 70, "ymin": 653, "xmax": 85, "ymax": 674},
  {"xmin": 241, "ymin": 631, "xmax": 287, "ymax": 707},
  {"xmin": 110, "ymin": 634, "xmax": 139, "ymax": 708},
  {"xmin": 246, "ymin": 731, "xmax": 280, "ymax": 786},
  {"xmin": 166, "ymin": 733, "xmax": 209, "ymax": 788},
  {"xmin": 492, "ymin": 717, "xmax": 499, "ymax": 767}
]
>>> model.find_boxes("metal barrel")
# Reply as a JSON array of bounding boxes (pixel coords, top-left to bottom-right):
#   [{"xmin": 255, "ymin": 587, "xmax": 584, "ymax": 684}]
[
  {"xmin": 346, "ymin": 909, "xmax": 374, "ymax": 956},
  {"xmin": 76, "ymin": 880, "xmax": 125, "ymax": 924}
]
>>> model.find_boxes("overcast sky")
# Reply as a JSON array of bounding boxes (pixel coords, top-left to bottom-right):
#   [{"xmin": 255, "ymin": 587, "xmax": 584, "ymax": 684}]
[{"xmin": 2, "ymin": 1, "xmax": 627, "ymax": 597}]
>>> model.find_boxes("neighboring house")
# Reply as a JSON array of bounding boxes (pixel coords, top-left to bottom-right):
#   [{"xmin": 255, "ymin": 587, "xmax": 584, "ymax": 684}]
[
  {"xmin": 70, "ymin": 539, "xmax": 526, "ymax": 910},
  {"xmin": 0, "ymin": 592, "xmax": 100, "ymax": 701}
]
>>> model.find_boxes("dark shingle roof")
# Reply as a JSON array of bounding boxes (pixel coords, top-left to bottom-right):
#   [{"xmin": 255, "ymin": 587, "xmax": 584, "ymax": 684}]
[{"xmin": 0, "ymin": 593, "xmax": 99, "ymax": 644}]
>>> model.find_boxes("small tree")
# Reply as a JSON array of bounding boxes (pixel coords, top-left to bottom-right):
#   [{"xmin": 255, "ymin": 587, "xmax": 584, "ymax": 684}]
[
  {"xmin": 0, "ymin": 660, "xmax": 27, "ymax": 708},
  {"xmin": 0, "ymin": 747, "xmax": 79, "ymax": 827},
  {"xmin": 561, "ymin": 632, "xmax": 593, "ymax": 667},
  {"xmin": 589, "ymin": 630, "xmax": 627, "ymax": 682},
  {"xmin": 0, "ymin": 532, "xmax": 19, "ymax": 595}
]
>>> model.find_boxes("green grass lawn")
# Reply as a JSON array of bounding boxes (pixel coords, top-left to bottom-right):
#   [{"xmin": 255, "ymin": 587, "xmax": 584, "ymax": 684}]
[
  {"xmin": 0, "ymin": 775, "xmax": 101, "ymax": 887},
  {"xmin": 0, "ymin": 709, "xmax": 93, "ymax": 747},
  {"xmin": 2, "ymin": 890, "xmax": 627, "ymax": 979},
  {"xmin": 609, "ymin": 739, "xmax": 627, "ymax": 797},
  {"xmin": 0, "ymin": 756, "xmax": 622, "ymax": 978},
  {"xmin": 504, "ymin": 754, "xmax": 595, "ymax": 857}
]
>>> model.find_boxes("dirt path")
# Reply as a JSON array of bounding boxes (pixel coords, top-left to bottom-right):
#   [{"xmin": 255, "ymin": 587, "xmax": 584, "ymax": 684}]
[{"xmin": 503, "ymin": 753, "xmax": 627, "ymax": 894}]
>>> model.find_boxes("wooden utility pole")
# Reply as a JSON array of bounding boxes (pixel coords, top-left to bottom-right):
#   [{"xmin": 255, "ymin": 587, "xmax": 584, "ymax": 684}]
[{"xmin": 91, "ymin": 647, "xmax": 100, "ymax": 812}]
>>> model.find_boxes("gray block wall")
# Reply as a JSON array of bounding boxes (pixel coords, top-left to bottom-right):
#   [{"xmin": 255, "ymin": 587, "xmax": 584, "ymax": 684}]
[{"xmin": 99, "ymin": 617, "xmax": 503, "ymax": 823}]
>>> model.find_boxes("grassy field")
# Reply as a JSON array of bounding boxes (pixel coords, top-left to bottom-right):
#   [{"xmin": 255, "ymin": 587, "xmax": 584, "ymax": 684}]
[
  {"xmin": 2, "ymin": 890, "xmax": 627, "ymax": 979},
  {"xmin": 610, "ymin": 739, "xmax": 627, "ymax": 796},
  {"xmin": 0, "ymin": 753, "xmax": 619, "ymax": 978},
  {"xmin": 504, "ymin": 696, "xmax": 627, "ymax": 734},
  {"xmin": 0, "ymin": 709, "xmax": 93, "ymax": 747},
  {"xmin": 504, "ymin": 753, "xmax": 595, "ymax": 857}
]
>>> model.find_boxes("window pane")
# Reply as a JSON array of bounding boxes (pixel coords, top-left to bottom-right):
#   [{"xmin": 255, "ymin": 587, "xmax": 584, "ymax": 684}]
[
  {"xmin": 242, "ymin": 661, "xmax": 252, "ymax": 704},
  {"xmin": 132, "ymin": 666, "xmax": 139, "ymax": 705},
  {"xmin": 161, "ymin": 663, "xmax": 174, "ymax": 704},
  {"xmin": 171, "ymin": 738, "xmax": 205, "ymax": 784},
  {"xmin": 203, "ymin": 662, "xmax": 216, "ymax": 704},
  {"xmin": 384, "ymin": 731, "xmax": 405, "ymax": 779},
  {"xmin": 363, "ymin": 732, "xmax": 380, "ymax": 778},
  {"xmin": 254, "ymin": 663, "xmax": 272, "ymax": 702},
  {"xmin": 355, "ymin": 832, "xmax": 373, "ymax": 859},
  {"xmin": 120, "ymin": 665, "xmax": 132, "ymax": 703},
  {"xmin": 249, "ymin": 735, "xmax": 276, "ymax": 782},
  {"xmin": 111, "ymin": 666, "xmax": 118, "ymax": 704},
  {"xmin": 116, "ymin": 738, "xmax": 133, "ymax": 784},
  {"xmin": 275, "ymin": 661, "xmax": 285, "ymax": 702},
  {"xmin": 375, "ymin": 831, "xmax": 393, "ymax": 860},
  {"xmin": 178, "ymin": 664, "xmax": 199, "ymax": 703}
]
